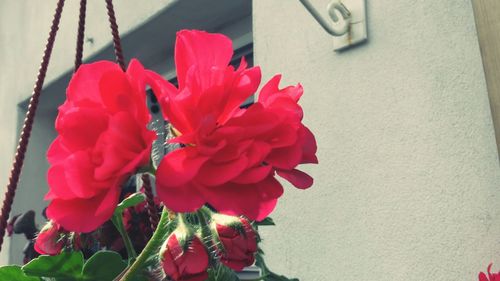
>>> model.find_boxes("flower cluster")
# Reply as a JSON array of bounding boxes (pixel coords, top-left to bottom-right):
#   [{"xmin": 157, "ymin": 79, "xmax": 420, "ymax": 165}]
[
  {"xmin": 44, "ymin": 29, "xmax": 317, "ymax": 233},
  {"xmin": 39, "ymin": 29, "xmax": 317, "ymax": 281},
  {"xmin": 153, "ymin": 30, "xmax": 317, "ymax": 221},
  {"xmin": 45, "ymin": 61, "xmax": 157, "ymax": 233}
]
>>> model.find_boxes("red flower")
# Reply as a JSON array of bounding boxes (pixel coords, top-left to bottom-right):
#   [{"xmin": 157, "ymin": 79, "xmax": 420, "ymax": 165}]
[
  {"xmin": 479, "ymin": 264, "xmax": 500, "ymax": 281},
  {"xmin": 34, "ymin": 221, "xmax": 64, "ymax": 255},
  {"xmin": 153, "ymin": 30, "xmax": 318, "ymax": 220},
  {"xmin": 160, "ymin": 230, "xmax": 209, "ymax": 281},
  {"xmin": 45, "ymin": 60, "xmax": 157, "ymax": 233},
  {"xmin": 212, "ymin": 214, "xmax": 257, "ymax": 271}
]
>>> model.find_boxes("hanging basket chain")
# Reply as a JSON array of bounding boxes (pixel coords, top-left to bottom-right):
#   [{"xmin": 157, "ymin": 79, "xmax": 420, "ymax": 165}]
[
  {"xmin": 74, "ymin": 0, "xmax": 87, "ymax": 72},
  {"xmin": 0, "ymin": 0, "xmax": 158, "ymax": 255},
  {"xmin": 105, "ymin": 0, "xmax": 160, "ymax": 231},
  {"xmin": 0, "ymin": 0, "xmax": 66, "ymax": 252},
  {"xmin": 105, "ymin": 0, "xmax": 126, "ymax": 71},
  {"xmin": 141, "ymin": 174, "xmax": 159, "ymax": 232}
]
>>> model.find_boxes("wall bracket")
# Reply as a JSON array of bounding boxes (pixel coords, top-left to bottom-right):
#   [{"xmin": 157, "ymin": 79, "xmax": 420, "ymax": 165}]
[{"xmin": 299, "ymin": 0, "xmax": 368, "ymax": 51}]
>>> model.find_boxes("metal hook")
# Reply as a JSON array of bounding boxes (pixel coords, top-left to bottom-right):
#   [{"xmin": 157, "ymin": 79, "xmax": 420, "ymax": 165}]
[{"xmin": 299, "ymin": 0, "xmax": 352, "ymax": 36}]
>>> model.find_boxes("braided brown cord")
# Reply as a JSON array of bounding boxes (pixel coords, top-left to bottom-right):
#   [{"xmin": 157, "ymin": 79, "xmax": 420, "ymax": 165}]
[
  {"xmin": 105, "ymin": 0, "xmax": 126, "ymax": 71},
  {"xmin": 0, "ymin": 0, "xmax": 66, "ymax": 252},
  {"xmin": 74, "ymin": 0, "xmax": 87, "ymax": 71},
  {"xmin": 106, "ymin": 0, "xmax": 160, "ymax": 232},
  {"xmin": 141, "ymin": 174, "xmax": 159, "ymax": 232}
]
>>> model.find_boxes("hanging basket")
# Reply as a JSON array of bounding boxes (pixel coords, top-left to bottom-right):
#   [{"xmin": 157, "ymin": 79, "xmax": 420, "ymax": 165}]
[{"xmin": 0, "ymin": 1, "xmax": 318, "ymax": 281}]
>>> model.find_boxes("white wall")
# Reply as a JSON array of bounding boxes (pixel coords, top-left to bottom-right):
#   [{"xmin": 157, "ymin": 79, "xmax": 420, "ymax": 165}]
[{"xmin": 253, "ymin": 1, "xmax": 500, "ymax": 280}]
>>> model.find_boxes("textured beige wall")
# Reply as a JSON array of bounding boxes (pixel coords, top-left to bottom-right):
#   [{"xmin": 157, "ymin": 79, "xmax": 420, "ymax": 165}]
[
  {"xmin": 254, "ymin": 1, "xmax": 500, "ymax": 280},
  {"xmin": 0, "ymin": 0, "xmax": 175, "ymax": 265},
  {"xmin": 1, "ymin": 0, "xmax": 499, "ymax": 279}
]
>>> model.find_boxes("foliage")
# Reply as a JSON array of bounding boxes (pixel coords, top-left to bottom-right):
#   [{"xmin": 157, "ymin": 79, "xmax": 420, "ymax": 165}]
[
  {"xmin": 0, "ymin": 265, "xmax": 40, "ymax": 281},
  {"xmin": 0, "ymin": 251, "xmax": 127, "ymax": 281},
  {"xmin": 207, "ymin": 264, "xmax": 240, "ymax": 281}
]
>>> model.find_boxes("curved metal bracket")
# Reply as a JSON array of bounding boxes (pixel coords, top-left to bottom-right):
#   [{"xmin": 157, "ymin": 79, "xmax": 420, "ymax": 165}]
[
  {"xmin": 299, "ymin": 0, "xmax": 352, "ymax": 36},
  {"xmin": 299, "ymin": 0, "xmax": 368, "ymax": 51}
]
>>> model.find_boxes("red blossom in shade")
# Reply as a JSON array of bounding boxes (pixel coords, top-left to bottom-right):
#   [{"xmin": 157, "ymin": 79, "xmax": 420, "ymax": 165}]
[
  {"xmin": 479, "ymin": 264, "xmax": 500, "ymax": 281},
  {"xmin": 45, "ymin": 60, "xmax": 158, "ymax": 233},
  {"xmin": 151, "ymin": 30, "xmax": 318, "ymax": 221},
  {"xmin": 211, "ymin": 214, "xmax": 257, "ymax": 271},
  {"xmin": 160, "ymin": 230, "xmax": 209, "ymax": 281},
  {"xmin": 34, "ymin": 221, "xmax": 64, "ymax": 256}
]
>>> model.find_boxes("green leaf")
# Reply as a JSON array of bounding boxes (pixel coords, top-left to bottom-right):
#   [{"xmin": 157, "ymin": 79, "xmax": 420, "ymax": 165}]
[
  {"xmin": 0, "ymin": 266, "xmax": 40, "ymax": 281},
  {"xmin": 114, "ymin": 192, "xmax": 146, "ymax": 215},
  {"xmin": 255, "ymin": 217, "xmax": 275, "ymax": 226},
  {"xmin": 81, "ymin": 251, "xmax": 127, "ymax": 281},
  {"xmin": 207, "ymin": 264, "xmax": 240, "ymax": 281},
  {"xmin": 22, "ymin": 251, "xmax": 84, "ymax": 280}
]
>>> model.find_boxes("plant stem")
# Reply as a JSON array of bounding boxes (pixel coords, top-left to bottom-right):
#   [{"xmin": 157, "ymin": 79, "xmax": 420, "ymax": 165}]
[
  {"xmin": 196, "ymin": 208, "xmax": 220, "ymax": 267},
  {"xmin": 111, "ymin": 214, "xmax": 137, "ymax": 259},
  {"xmin": 117, "ymin": 207, "xmax": 171, "ymax": 281},
  {"xmin": 196, "ymin": 209, "xmax": 214, "ymax": 243}
]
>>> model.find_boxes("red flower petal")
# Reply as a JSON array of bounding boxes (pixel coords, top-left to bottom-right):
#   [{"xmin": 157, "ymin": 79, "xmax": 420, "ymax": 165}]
[
  {"xmin": 218, "ymin": 66, "xmax": 262, "ymax": 124},
  {"xmin": 66, "ymin": 61, "xmax": 121, "ymax": 104},
  {"xmin": 182, "ymin": 238, "xmax": 210, "ymax": 275},
  {"xmin": 196, "ymin": 156, "xmax": 249, "ymax": 186},
  {"xmin": 259, "ymin": 74, "xmax": 303, "ymax": 104},
  {"xmin": 99, "ymin": 68, "xmax": 135, "ymax": 114},
  {"xmin": 46, "ymin": 151, "xmax": 110, "ymax": 200},
  {"xmin": 301, "ymin": 125, "xmax": 319, "ymax": 164},
  {"xmin": 200, "ymin": 176, "xmax": 283, "ymax": 221},
  {"xmin": 156, "ymin": 147, "xmax": 209, "ymax": 188},
  {"xmin": 277, "ymin": 169, "xmax": 313, "ymax": 189},
  {"xmin": 157, "ymin": 181, "xmax": 205, "ymax": 213},
  {"xmin": 163, "ymin": 88, "xmax": 200, "ymax": 134},
  {"xmin": 231, "ymin": 165, "xmax": 272, "ymax": 184},
  {"xmin": 46, "ymin": 187, "xmax": 120, "ymax": 233},
  {"xmin": 265, "ymin": 140, "xmax": 303, "ymax": 170},
  {"xmin": 175, "ymin": 30, "xmax": 233, "ymax": 89},
  {"xmin": 55, "ymin": 107, "xmax": 109, "ymax": 151},
  {"xmin": 93, "ymin": 112, "xmax": 155, "ymax": 180},
  {"xmin": 258, "ymin": 74, "xmax": 282, "ymax": 103},
  {"xmin": 46, "ymin": 137, "xmax": 69, "ymax": 164}
]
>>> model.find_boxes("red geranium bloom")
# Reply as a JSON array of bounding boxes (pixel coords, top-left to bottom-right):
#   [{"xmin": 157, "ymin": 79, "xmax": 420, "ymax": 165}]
[
  {"xmin": 151, "ymin": 30, "xmax": 317, "ymax": 221},
  {"xmin": 479, "ymin": 264, "xmax": 500, "ymax": 281},
  {"xmin": 45, "ymin": 60, "xmax": 157, "ymax": 233}
]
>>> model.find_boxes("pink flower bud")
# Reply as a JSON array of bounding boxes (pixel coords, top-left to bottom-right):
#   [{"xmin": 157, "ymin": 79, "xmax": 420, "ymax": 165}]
[
  {"xmin": 160, "ymin": 228, "xmax": 209, "ymax": 281},
  {"xmin": 212, "ymin": 214, "xmax": 257, "ymax": 271},
  {"xmin": 34, "ymin": 221, "xmax": 64, "ymax": 256}
]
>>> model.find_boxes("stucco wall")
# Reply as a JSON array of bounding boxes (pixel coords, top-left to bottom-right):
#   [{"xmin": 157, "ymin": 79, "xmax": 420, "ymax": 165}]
[
  {"xmin": 1, "ymin": 0, "xmax": 499, "ymax": 279},
  {"xmin": 0, "ymin": 0, "xmax": 175, "ymax": 265},
  {"xmin": 253, "ymin": 1, "xmax": 500, "ymax": 280}
]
